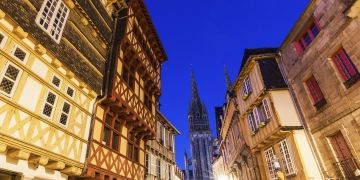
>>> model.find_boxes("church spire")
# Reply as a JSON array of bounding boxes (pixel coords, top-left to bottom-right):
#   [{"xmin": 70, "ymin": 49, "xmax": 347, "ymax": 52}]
[
  {"xmin": 191, "ymin": 69, "xmax": 201, "ymax": 103},
  {"xmin": 224, "ymin": 65, "xmax": 232, "ymax": 91}
]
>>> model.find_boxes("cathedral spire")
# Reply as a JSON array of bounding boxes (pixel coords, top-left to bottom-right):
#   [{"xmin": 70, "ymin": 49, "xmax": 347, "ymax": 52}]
[
  {"xmin": 191, "ymin": 69, "xmax": 201, "ymax": 103},
  {"xmin": 224, "ymin": 65, "xmax": 232, "ymax": 91}
]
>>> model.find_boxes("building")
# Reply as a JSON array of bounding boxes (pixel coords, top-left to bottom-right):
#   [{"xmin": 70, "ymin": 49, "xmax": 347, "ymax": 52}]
[
  {"xmin": 279, "ymin": 0, "xmax": 360, "ymax": 179},
  {"xmin": 175, "ymin": 165, "xmax": 184, "ymax": 180},
  {"xmin": 214, "ymin": 107, "xmax": 224, "ymax": 138},
  {"xmin": 145, "ymin": 111, "xmax": 180, "ymax": 180},
  {"xmin": 0, "ymin": 0, "xmax": 107, "ymax": 179},
  {"xmin": 184, "ymin": 72, "xmax": 214, "ymax": 180},
  {"xmin": 216, "ymin": 62, "xmax": 259, "ymax": 180},
  {"xmin": 78, "ymin": 0, "xmax": 167, "ymax": 179},
  {"xmin": 228, "ymin": 48, "xmax": 322, "ymax": 180}
]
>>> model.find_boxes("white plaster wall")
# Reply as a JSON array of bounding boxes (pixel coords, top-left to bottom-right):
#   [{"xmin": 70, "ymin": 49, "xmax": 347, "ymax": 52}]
[
  {"xmin": 0, "ymin": 152, "xmax": 67, "ymax": 180},
  {"xmin": 17, "ymin": 77, "xmax": 42, "ymax": 112},
  {"xmin": 270, "ymin": 90, "xmax": 302, "ymax": 127},
  {"xmin": 293, "ymin": 130, "xmax": 323, "ymax": 180}
]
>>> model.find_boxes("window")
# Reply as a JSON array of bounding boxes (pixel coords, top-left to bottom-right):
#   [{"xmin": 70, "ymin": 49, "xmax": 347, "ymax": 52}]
[
  {"xmin": 243, "ymin": 76, "xmax": 252, "ymax": 95},
  {"xmin": 121, "ymin": 65, "xmax": 135, "ymax": 90},
  {"xmin": 294, "ymin": 16, "xmax": 321, "ymax": 55},
  {"xmin": 42, "ymin": 91, "xmax": 57, "ymax": 117},
  {"xmin": 66, "ymin": 86, "xmax": 75, "ymax": 98},
  {"xmin": 59, "ymin": 101, "xmax": 71, "ymax": 125},
  {"xmin": 51, "ymin": 75, "xmax": 61, "ymax": 88},
  {"xmin": 262, "ymin": 98, "xmax": 272, "ymax": 119},
  {"xmin": 11, "ymin": 45, "xmax": 29, "ymax": 63},
  {"xmin": 145, "ymin": 153, "xmax": 150, "ymax": 174},
  {"xmin": 168, "ymin": 165, "xmax": 172, "ymax": 180},
  {"xmin": 248, "ymin": 113, "xmax": 257, "ymax": 133},
  {"xmin": 332, "ymin": 48, "xmax": 359, "ymax": 87},
  {"xmin": 127, "ymin": 132, "xmax": 140, "ymax": 162},
  {"xmin": 156, "ymin": 159, "xmax": 161, "ymax": 178},
  {"xmin": 305, "ymin": 75, "xmax": 326, "ymax": 109},
  {"xmin": 36, "ymin": 0, "xmax": 70, "ymax": 43},
  {"xmin": 102, "ymin": 113, "xmax": 121, "ymax": 151},
  {"xmin": 0, "ymin": 31, "xmax": 8, "ymax": 49},
  {"xmin": 264, "ymin": 147, "xmax": 277, "ymax": 180},
  {"xmin": 0, "ymin": 63, "xmax": 22, "ymax": 97},
  {"xmin": 279, "ymin": 139, "xmax": 297, "ymax": 175}
]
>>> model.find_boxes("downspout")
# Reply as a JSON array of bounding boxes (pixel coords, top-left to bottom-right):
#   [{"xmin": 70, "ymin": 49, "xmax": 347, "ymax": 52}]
[
  {"xmin": 79, "ymin": 5, "xmax": 129, "ymax": 177},
  {"xmin": 277, "ymin": 50, "xmax": 325, "ymax": 179}
]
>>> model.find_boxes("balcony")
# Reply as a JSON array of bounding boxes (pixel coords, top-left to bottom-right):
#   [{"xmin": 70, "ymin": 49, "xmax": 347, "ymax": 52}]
[
  {"xmin": 334, "ymin": 158, "xmax": 359, "ymax": 179},
  {"xmin": 105, "ymin": 74, "xmax": 156, "ymax": 139},
  {"xmin": 146, "ymin": 140, "xmax": 175, "ymax": 163}
]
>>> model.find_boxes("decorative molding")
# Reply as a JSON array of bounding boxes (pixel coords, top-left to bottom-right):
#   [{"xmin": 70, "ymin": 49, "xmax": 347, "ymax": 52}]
[
  {"xmin": 12, "ymin": 26, "xmax": 28, "ymax": 39},
  {"xmin": 8, "ymin": 149, "xmax": 31, "ymax": 160},
  {"xmin": 46, "ymin": 161, "xmax": 66, "ymax": 170},
  {"xmin": 35, "ymin": 44, "xmax": 47, "ymax": 55}
]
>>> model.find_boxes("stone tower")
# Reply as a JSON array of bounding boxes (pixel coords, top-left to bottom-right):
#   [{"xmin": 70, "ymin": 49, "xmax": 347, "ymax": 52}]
[{"xmin": 185, "ymin": 71, "xmax": 214, "ymax": 180}]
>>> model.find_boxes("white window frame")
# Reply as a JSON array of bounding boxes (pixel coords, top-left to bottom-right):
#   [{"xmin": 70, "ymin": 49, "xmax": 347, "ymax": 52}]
[
  {"xmin": 264, "ymin": 147, "xmax": 277, "ymax": 180},
  {"xmin": 11, "ymin": 45, "xmax": 29, "ymax": 64},
  {"xmin": 35, "ymin": 0, "xmax": 70, "ymax": 43},
  {"xmin": 51, "ymin": 74, "xmax": 62, "ymax": 89},
  {"xmin": 252, "ymin": 108, "xmax": 261, "ymax": 128},
  {"xmin": 243, "ymin": 76, "xmax": 252, "ymax": 95},
  {"xmin": 262, "ymin": 98, "xmax": 272, "ymax": 119},
  {"xmin": 42, "ymin": 90, "xmax": 58, "ymax": 118},
  {"xmin": 65, "ymin": 85, "xmax": 75, "ymax": 98},
  {"xmin": 0, "ymin": 62, "xmax": 23, "ymax": 98},
  {"xmin": 0, "ymin": 30, "xmax": 8, "ymax": 49},
  {"xmin": 248, "ymin": 113, "xmax": 256, "ymax": 132},
  {"xmin": 279, "ymin": 139, "xmax": 297, "ymax": 176},
  {"xmin": 59, "ymin": 100, "xmax": 71, "ymax": 126}
]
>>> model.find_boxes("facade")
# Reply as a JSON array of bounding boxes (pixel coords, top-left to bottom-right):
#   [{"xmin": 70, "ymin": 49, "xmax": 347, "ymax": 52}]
[
  {"xmin": 0, "ymin": 0, "xmax": 106, "ymax": 179},
  {"xmin": 145, "ymin": 111, "xmax": 180, "ymax": 180},
  {"xmin": 279, "ymin": 0, "xmax": 360, "ymax": 179},
  {"xmin": 184, "ymin": 73, "xmax": 214, "ymax": 180},
  {"xmin": 79, "ymin": 0, "xmax": 167, "ymax": 179}
]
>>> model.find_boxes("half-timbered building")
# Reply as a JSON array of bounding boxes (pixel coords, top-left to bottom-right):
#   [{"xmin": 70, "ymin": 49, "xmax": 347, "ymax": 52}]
[
  {"xmin": 232, "ymin": 48, "xmax": 322, "ymax": 180},
  {"xmin": 79, "ymin": 0, "xmax": 167, "ymax": 179},
  {"xmin": 0, "ymin": 0, "xmax": 109, "ymax": 179},
  {"xmin": 145, "ymin": 111, "xmax": 180, "ymax": 180}
]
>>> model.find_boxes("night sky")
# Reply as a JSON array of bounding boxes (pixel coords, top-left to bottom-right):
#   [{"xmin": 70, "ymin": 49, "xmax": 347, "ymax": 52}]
[{"xmin": 144, "ymin": 0, "xmax": 309, "ymax": 169}]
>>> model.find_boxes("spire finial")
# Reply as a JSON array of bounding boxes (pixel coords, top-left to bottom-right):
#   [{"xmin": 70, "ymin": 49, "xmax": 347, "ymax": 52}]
[
  {"xmin": 190, "ymin": 67, "xmax": 200, "ymax": 103},
  {"xmin": 224, "ymin": 65, "xmax": 232, "ymax": 91}
]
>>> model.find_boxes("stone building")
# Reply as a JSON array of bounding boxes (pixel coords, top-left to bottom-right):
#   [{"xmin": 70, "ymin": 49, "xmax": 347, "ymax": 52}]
[
  {"xmin": 0, "ymin": 0, "xmax": 106, "ymax": 179},
  {"xmin": 184, "ymin": 72, "xmax": 214, "ymax": 180},
  {"xmin": 219, "ymin": 48, "xmax": 322, "ymax": 180},
  {"xmin": 279, "ymin": 0, "xmax": 360, "ymax": 179},
  {"xmin": 145, "ymin": 111, "xmax": 180, "ymax": 180}
]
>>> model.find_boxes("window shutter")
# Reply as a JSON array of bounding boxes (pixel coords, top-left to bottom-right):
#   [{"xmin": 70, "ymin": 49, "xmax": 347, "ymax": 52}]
[
  {"xmin": 332, "ymin": 55, "xmax": 348, "ymax": 81},
  {"xmin": 313, "ymin": 16, "xmax": 321, "ymax": 30},
  {"xmin": 306, "ymin": 76, "xmax": 324, "ymax": 104},
  {"xmin": 293, "ymin": 41, "xmax": 304, "ymax": 56},
  {"xmin": 338, "ymin": 49, "xmax": 358, "ymax": 77}
]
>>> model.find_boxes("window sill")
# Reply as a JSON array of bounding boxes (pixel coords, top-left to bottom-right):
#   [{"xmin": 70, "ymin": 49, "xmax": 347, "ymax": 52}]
[
  {"xmin": 314, "ymin": 99, "xmax": 327, "ymax": 110},
  {"xmin": 242, "ymin": 92, "xmax": 252, "ymax": 101},
  {"xmin": 344, "ymin": 73, "xmax": 360, "ymax": 89}
]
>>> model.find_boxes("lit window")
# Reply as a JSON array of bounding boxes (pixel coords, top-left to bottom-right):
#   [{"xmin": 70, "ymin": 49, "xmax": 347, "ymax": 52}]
[
  {"xmin": 264, "ymin": 147, "xmax": 277, "ymax": 180},
  {"xmin": 51, "ymin": 75, "xmax": 61, "ymax": 88},
  {"xmin": 0, "ymin": 62, "xmax": 22, "ymax": 97},
  {"xmin": 36, "ymin": 0, "xmax": 70, "ymax": 43},
  {"xmin": 0, "ymin": 31, "xmax": 8, "ymax": 49},
  {"xmin": 42, "ymin": 91, "xmax": 57, "ymax": 117},
  {"xmin": 59, "ymin": 101, "xmax": 71, "ymax": 125},
  {"xmin": 262, "ymin": 98, "xmax": 272, "ymax": 119},
  {"xmin": 11, "ymin": 45, "xmax": 29, "ymax": 63},
  {"xmin": 279, "ymin": 139, "xmax": 297, "ymax": 175},
  {"xmin": 331, "ymin": 48, "xmax": 359, "ymax": 87},
  {"xmin": 243, "ymin": 76, "xmax": 252, "ymax": 95},
  {"xmin": 293, "ymin": 16, "xmax": 321, "ymax": 55}
]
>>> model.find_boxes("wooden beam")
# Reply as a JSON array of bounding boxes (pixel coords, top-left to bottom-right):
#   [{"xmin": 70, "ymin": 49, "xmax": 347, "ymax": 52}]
[
  {"xmin": 0, "ymin": 144, "xmax": 7, "ymax": 153},
  {"xmin": 8, "ymin": 149, "xmax": 30, "ymax": 160},
  {"xmin": 29, "ymin": 155, "xmax": 49, "ymax": 166},
  {"xmin": 46, "ymin": 161, "xmax": 66, "ymax": 170}
]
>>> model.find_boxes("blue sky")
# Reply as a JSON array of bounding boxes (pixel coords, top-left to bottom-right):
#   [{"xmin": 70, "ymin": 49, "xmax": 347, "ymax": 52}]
[{"xmin": 144, "ymin": 0, "xmax": 309, "ymax": 169}]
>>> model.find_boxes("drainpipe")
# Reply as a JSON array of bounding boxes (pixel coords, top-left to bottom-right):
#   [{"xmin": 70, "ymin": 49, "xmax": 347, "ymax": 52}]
[
  {"xmin": 277, "ymin": 50, "xmax": 326, "ymax": 179},
  {"xmin": 78, "ymin": 4, "xmax": 130, "ymax": 177}
]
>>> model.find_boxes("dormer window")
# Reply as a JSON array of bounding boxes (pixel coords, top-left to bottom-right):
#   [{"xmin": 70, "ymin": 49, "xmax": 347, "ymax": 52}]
[
  {"xmin": 293, "ymin": 16, "xmax": 321, "ymax": 55},
  {"xmin": 242, "ymin": 76, "xmax": 252, "ymax": 100}
]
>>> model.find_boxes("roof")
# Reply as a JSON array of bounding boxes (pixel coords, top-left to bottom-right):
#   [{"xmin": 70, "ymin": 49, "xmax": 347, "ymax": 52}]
[
  {"xmin": 157, "ymin": 110, "xmax": 181, "ymax": 135},
  {"xmin": 258, "ymin": 57, "xmax": 287, "ymax": 89},
  {"xmin": 130, "ymin": 0, "xmax": 168, "ymax": 62},
  {"xmin": 238, "ymin": 48, "xmax": 278, "ymax": 75}
]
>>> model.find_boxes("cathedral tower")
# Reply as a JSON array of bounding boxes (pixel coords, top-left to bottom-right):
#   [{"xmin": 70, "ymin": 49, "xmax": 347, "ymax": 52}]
[{"xmin": 185, "ymin": 71, "xmax": 214, "ymax": 180}]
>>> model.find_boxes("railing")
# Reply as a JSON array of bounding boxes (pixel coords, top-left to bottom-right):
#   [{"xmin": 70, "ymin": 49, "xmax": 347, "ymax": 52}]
[{"xmin": 334, "ymin": 158, "xmax": 359, "ymax": 180}]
